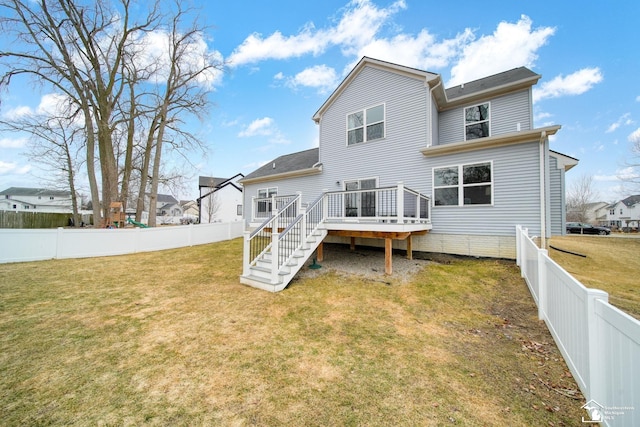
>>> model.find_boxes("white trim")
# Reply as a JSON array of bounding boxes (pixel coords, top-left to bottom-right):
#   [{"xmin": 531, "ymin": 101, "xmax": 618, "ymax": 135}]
[
  {"xmin": 463, "ymin": 101, "xmax": 491, "ymax": 141},
  {"xmin": 346, "ymin": 103, "xmax": 386, "ymax": 146},
  {"xmin": 432, "ymin": 161, "xmax": 494, "ymax": 207}
]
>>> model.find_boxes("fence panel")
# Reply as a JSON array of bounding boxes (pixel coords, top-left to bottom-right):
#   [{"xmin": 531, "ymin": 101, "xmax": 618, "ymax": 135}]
[
  {"xmin": 0, "ymin": 222, "xmax": 243, "ymax": 264},
  {"xmin": 515, "ymin": 225, "xmax": 640, "ymax": 426},
  {"xmin": 593, "ymin": 300, "xmax": 640, "ymax": 427},
  {"xmin": 543, "ymin": 256, "xmax": 593, "ymax": 395}
]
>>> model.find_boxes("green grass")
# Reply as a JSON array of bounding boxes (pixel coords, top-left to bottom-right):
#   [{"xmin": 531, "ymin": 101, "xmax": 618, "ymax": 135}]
[{"xmin": 1, "ymin": 239, "xmax": 588, "ymax": 425}]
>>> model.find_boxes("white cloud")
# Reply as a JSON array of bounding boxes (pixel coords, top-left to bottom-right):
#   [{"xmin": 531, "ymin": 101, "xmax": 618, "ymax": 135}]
[
  {"xmin": 238, "ymin": 117, "xmax": 275, "ymax": 137},
  {"xmin": 534, "ymin": 111, "xmax": 552, "ymax": 122},
  {"xmin": 238, "ymin": 117, "xmax": 290, "ymax": 144},
  {"xmin": 448, "ymin": 15, "xmax": 555, "ymax": 86},
  {"xmin": 533, "ymin": 67, "xmax": 603, "ymax": 102},
  {"xmin": 628, "ymin": 127, "xmax": 640, "ymax": 144},
  {"xmin": 606, "ymin": 113, "xmax": 633, "ymax": 133},
  {"xmin": 283, "ymin": 65, "xmax": 339, "ymax": 93},
  {"xmin": 595, "ymin": 167, "xmax": 639, "ymax": 182},
  {"xmin": 349, "ymin": 28, "xmax": 473, "ymax": 73},
  {"xmin": 228, "ymin": 0, "xmax": 407, "ymax": 66},
  {"xmin": 636, "ymin": 95, "xmax": 640, "ymax": 102},
  {"xmin": 0, "ymin": 137, "xmax": 27, "ymax": 148},
  {"xmin": 0, "ymin": 160, "xmax": 31, "ymax": 175}
]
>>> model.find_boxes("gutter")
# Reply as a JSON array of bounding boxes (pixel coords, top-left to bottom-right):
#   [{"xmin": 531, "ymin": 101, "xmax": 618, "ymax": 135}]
[
  {"xmin": 420, "ymin": 125, "xmax": 561, "ymax": 157},
  {"xmin": 539, "ymin": 131, "xmax": 547, "ymax": 249},
  {"xmin": 238, "ymin": 164, "xmax": 323, "ymax": 185}
]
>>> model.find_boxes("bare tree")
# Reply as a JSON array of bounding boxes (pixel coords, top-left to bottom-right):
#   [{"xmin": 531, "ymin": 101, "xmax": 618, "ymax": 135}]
[
  {"xmin": 566, "ymin": 174, "xmax": 600, "ymax": 224},
  {"xmin": 0, "ymin": 0, "xmax": 223, "ymax": 227},
  {"xmin": 0, "ymin": 0, "xmax": 160, "ymax": 223},
  {"xmin": 0, "ymin": 105, "xmax": 84, "ymax": 225},
  {"xmin": 141, "ymin": 3, "xmax": 220, "ymax": 226},
  {"xmin": 621, "ymin": 129, "xmax": 640, "ymax": 192}
]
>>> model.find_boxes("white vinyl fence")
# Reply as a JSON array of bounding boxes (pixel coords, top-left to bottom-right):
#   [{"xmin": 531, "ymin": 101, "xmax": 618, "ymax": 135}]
[
  {"xmin": 516, "ymin": 225, "xmax": 639, "ymax": 426},
  {"xmin": 0, "ymin": 222, "xmax": 244, "ymax": 264}
]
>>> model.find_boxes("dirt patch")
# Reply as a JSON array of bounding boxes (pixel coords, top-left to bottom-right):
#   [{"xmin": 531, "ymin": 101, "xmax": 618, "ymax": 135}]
[{"xmin": 296, "ymin": 243, "xmax": 432, "ymax": 284}]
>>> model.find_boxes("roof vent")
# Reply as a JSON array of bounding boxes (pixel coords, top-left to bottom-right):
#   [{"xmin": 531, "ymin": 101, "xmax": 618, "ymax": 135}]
[{"xmin": 272, "ymin": 162, "xmax": 275, "ymax": 169}]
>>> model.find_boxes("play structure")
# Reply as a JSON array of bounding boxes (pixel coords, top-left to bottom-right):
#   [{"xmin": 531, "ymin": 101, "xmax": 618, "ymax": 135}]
[
  {"xmin": 127, "ymin": 217, "xmax": 149, "ymax": 228},
  {"xmin": 104, "ymin": 202, "xmax": 126, "ymax": 228}
]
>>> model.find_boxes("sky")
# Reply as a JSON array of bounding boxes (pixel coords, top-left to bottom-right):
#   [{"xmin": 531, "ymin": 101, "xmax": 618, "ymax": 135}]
[{"xmin": 0, "ymin": 0, "xmax": 639, "ymax": 203}]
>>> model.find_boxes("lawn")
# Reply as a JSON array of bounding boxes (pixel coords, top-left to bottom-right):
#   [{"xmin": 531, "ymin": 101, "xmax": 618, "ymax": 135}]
[
  {"xmin": 0, "ymin": 238, "xmax": 588, "ymax": 426},
  {"xmin": 548, "ymin": 235, "xmax": 640, "ymax": 319}
]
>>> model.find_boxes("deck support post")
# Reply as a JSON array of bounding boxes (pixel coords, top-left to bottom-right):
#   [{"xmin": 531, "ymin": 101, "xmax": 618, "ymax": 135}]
[
  {"xmin": 317, "ymin": 242, "xmax": 324, "ymax": 262},
  {"xmin": 406, "ymin": 234, "xmax": 413, "ymax": 260},
  {"xmin": 350, "ymin": 237, "xmax": 356, "ymax": 251},
  {"xmin": 385, "ymin": 238, "xmax": 392, "ymax": 274}
]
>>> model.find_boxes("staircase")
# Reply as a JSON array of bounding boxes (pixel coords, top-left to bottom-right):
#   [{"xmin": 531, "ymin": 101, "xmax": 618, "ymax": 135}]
[{"xmin": 240, "ymin": 194, "xmax": 327, "ymax": 292}]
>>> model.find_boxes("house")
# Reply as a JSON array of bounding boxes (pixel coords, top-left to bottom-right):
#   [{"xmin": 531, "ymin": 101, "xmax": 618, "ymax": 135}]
[
  {"xmin": 156, "ymin": 193, "xmax": 183, "ymax": 224},
  {"xmin": 0, "ymin": 187, "xmax": 80, "ymax": 213},
  {"xmin": 180, "ymin": 200, "xmax": 199, "ymax": 223},
  {"xmin": 567, "ymin": 201, "xmax": 608, "ymax": 224},
  {"xmin": 239, "ymin": 57, "xmax": 577, "ymax": 292},
  {"xmin": 596, "ymin": 195, "xmax": 640, "ymax": 231},
  {"xmin": 198, "ymin": 174, "xmax": 244, "ymax": 223}
]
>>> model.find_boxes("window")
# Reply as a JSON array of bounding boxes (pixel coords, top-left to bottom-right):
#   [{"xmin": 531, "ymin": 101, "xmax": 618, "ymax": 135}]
[
  {"xmin": 434, "ymin": 162, "xmax": 492, "ymax": 206},
  {"xmin": 49, "ymin": 196, "xmax": 55, "ymax": 200},
  {"xmin": 610, "ymin": 209, "xmax": 615, "ymax": 215},
  {"xmin": 257, "ymin": 187, "xmax": 277, "ymax": 214},
  {"xmin": 620, "ymin": 209, "xmax": 624, "ymax": 215},
  {"xmin": 465, "ymin": 103, "xmax": 490, "ymax": 140},
  {"xmin": 347, "ymin": 104, "xmax": 385, "ymax": 145},
  {"xmin": 237, "ymin": 204, "xmax": 243, "ymax": 216}
]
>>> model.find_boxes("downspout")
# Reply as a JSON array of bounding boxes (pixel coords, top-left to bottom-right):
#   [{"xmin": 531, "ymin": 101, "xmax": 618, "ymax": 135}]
[
  {"xmin": 539, "ymin": 131, "xmax": 547, "ymax": 249},
  {"xmin": 428, "ymin": 79, "xmax": 441, "ymax": 147}
]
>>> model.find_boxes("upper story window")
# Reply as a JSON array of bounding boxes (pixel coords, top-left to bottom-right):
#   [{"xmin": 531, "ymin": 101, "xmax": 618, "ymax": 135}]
[
  {"xmin": 610, "ymin": 209, "xmax": 615, "ymax": 215},
  {"xmin": 347, "ymin": 104, "xmax": 385, "ymax": 145},
  {"xmin": 433, "ymin": 162, "xmax": 492, "ymax": 206},
  {"xmin": 465, "ymin": 102, "xmax": 490, "ymax": 140}
]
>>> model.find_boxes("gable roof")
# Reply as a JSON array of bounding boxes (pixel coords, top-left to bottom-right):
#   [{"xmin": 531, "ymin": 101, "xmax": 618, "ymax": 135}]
[
  {"xmin": 444, "ymin": 67, "xmax": 540, "ymax": 100},
  {"xmin": 239, "ymin": 148, "xmax": 321, "ymax": 185},
  {"xmin": 430, "ymin": 66, "xmax": 541, "ymax": 111},
  {"xmin": 312, "ymin": 57, "xmax": 438, "ymax": 122},
  {"xmin": 157, "ymin": 194, "xmax": 179, "ymax": 204},
  {"xmin": 621, "ymin": 195, "xmax": 640, "ymax": 207},
  {"xmin": 0, "ymin": 187, "xmax": 72, "ymax": 198},
  {"xmin": 199, "ymin": 173, "xmax": 244, "ymax": 189}
]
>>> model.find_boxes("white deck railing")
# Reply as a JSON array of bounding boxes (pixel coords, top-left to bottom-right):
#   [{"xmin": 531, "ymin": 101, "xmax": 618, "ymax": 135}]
[
  {"xmin": 251, "ymin": 194, "xmax": 298, "ymax": 222},
  {"xmin": 324, "ymin": 183, "xmax": 430, "ymax": 224},
  {"xmin": 516, "ymin": 225, "xmax": 639, "ymax": 426}
]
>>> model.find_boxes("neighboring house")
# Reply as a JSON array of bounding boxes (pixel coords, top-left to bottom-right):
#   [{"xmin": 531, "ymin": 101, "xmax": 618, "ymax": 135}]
[
  {"xmin": 0, "ymin": 187, "xmax": 79, "ymax": 213},
  {"xmin": 568, "ymin": 201, "xmax": 608, "ymax": 224},
  {"xmin": 239, "ymin": 57, "xmax": 577, "ymax": 291},
  {"xmin": 180, "ymin": 200, "xmax": 199, "ymax": 222},
  {"xmin": 596, "ymin": 195, "xmax": 640, "ymax": 230},
  {"xmin": 156, "ymin": 194, "xmax": 183, "ymax": 224},
  {"xmin": 198, "ymin": 174, "xmax": 244, "ymax": 223}
]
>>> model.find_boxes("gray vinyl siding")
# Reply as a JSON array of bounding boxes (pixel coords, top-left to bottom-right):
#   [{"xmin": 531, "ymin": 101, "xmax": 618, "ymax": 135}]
[
  {"xmin": 438, "ymin": 89, "xmax": 532, "ymax": 145},
  {"xmin": 548, "ymin": 156, "xmax": 565, "ymax": 235},
  {"xmin": 317, "ymin": 66, "xmax": 432, "ymax": 194},
  {"xmin": 243, "ymin": 174, "xmax": 322, "ymax": 223},
  {"xmin": 425, "ymin": 141, "xmax": 542, "ymax": 236}
]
